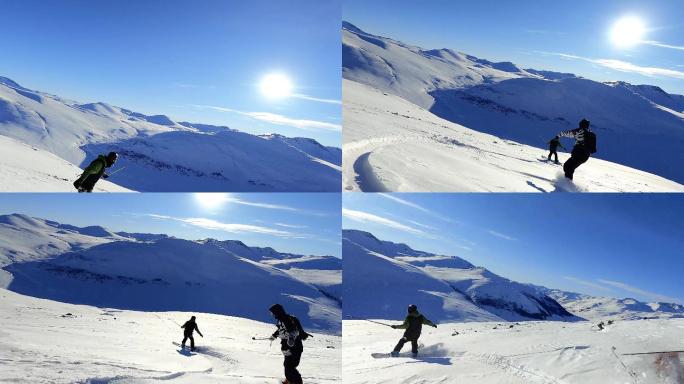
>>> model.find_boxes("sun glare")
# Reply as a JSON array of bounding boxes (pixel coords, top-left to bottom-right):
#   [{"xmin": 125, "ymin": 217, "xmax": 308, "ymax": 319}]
[
  {"xmin": 259, "ymin": 73, "xmax": 293, "ymax": 99},
  {"xmin": 610, "ymin": 16, "xmax": 646, "ymax": 48},
  {"xmin": 194, "ymin": 193, "xmax": 230, "ymax": 209}
]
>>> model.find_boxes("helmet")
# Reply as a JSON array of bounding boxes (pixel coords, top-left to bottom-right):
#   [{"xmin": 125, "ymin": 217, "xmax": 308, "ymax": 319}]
[
  {"xmin": 408, "ymin": 304, "xmax": 418, "ymax": 313},
  {"xmin": 269, "ymin": 303, "xmax": 286, "ymax": 318},
  {"xmin": 579, "ymin": 119, "xmax": 590, "ymax": 129},
  {"xmin": 105, "ymin": 152, "xmax": 118, "ymax": 166}
]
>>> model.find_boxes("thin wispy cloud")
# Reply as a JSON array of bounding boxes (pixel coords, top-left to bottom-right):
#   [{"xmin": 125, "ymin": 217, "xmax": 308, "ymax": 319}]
[
  {"xmin": 643, "ymin": 40, "xmax": 684, "ymax": 51},
  {"xmin": 145, "ymin": 214, "xmax": 296, "ymax": 237},
  {"xmin": 407, "ymin": 220, "xmax": 437, "ymax": 231},
  {"xmin": 544, "ymin": 52, "xmax": 684, "ymax": 80},
  {"xmin": 487, "ymin": 230, "xmax": 517, "ymax": 241},
  {"xmin": 194, "ymin": 105, "xmax": 341, "ymax": 132},
  {"xmin": 377, "ymin": 193, "xmax": 454, "ymax": 223},
  {"xmin": 597, "ymin": 279, "xmax": 681, "ymax": 304},
  {"xmin": 563, "ymin": 276, "xmax": 615, "ymax": 292},
  {"xmin": 274, "ymin": 222, "xmax": 309, "ymax": 229},
  {"xmin": 342, "ymin": 208, "xmax": 425, "ymax": 236},
  {"xmin": 292, "ymin": 93, "xmax": 342, "ymax": 105}
]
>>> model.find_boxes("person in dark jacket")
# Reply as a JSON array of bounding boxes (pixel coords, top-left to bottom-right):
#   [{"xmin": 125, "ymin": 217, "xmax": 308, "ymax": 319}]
[
  {"xmin": 547, "ymin": 136, "xmax": 565, "ymax": 164},
  {"xmin": 390, "ymin": 304, "xmax": 437, "ymax": 357},
  {"xmin": 269, "ymin": 304, "xmax": 310, "ymax": 384},
  {"xmin": 73, "ymin": 152, "xmax": 118, "ymax": 192},
  {"xmin": 559, "ymin": 119, "xmax": 595, "ymax": 180},
  {"xmin": 181, "ymin": 315, "xmax": 203, "ymax": 351}
]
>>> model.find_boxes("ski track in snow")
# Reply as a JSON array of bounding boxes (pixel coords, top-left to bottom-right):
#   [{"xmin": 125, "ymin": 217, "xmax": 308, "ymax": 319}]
[{"xmin": 342, "ymin": 80, "xmax": 684, "ymax": 193}]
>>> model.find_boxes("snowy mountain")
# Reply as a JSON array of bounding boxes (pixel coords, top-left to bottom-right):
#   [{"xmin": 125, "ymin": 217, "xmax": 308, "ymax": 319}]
[
  {"xmin": 0, "ymin": 76, "xmax": 341, "ymax": 191},
  {"xmin": 542, "ymin": 288, "xmax": 684, "ymax": 321},
  {"xmin": 343, "ymin": 229, "xmax": 579, "ymax": 323},
  {"xmin": 342, "ymin": 22, "xmax": 684, "ymax": 188},
  {"xmin": 0, "ymin": 289, "xmax": 341, "ymax": 383},
  {"xmin": 0, "ymin": 214, "xmax": 341, "ymax": 333}
]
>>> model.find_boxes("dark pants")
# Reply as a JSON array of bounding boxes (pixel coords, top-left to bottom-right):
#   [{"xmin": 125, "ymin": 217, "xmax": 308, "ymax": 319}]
[
  {"xmin": 563, "ymin": 146, "xmax": 590, "ymax": 180},
  {"xmin": 284, "ymin": 349, "xmax": 303, "ymax": 384},
  {"xmin": 547, "ymin": 150, "xmax": 559, "ymax": 163},
  {"xmin": 182, "ymin": 334, "xmax": 195, "ymax": 350},
  {"xmin": 393, "ymin": 337, "xmax": 419, "ymax": 354},
  {"xmin": 75, "ymin": 174, "xmax": 102, "ymax": 192}
]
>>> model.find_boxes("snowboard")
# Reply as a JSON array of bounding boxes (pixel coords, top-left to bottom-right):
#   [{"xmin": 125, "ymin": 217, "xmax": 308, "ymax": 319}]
[
  {"xmin": 172, "ymin": 341, "xmax": 199, "ymax": 354},
  {"xmin": 371, "ymin": 343, "xmax": 424, "ymax": 359}
]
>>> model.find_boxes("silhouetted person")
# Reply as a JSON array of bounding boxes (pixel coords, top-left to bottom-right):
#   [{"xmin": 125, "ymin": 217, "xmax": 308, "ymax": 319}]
[
  {"xmin": 391, "ymin": 304, "xmax": 437, "ymax": 357},
  {"xmin": 559, "ymin": 119, "xmax": 597, "ymax": 180},
  {"xmin": 547, "ymin": 136, "xmax": 565, "ymax": 164},
  {"xmin": 269, "ymin": 304, "xmax": 310, "ymax": 384},
  {"xmin": 73, "ymin": 152, "xmax": 118, "ymax": 192},
  {"xmin": 181, "ymin": 315, "xmax": 203, "ymax": 351}
]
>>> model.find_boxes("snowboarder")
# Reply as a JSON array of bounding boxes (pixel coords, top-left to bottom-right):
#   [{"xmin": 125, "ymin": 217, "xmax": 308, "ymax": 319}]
[
  {"xmin": 180, "ymin": 315, "xmax": 203, "ymax": 351},
  {"xmin": 547, "ymin": 136, "xmax": 565, "ymax": 164},
  {"xmin": 269, "ymin": 304, "xmax": 311, "ymax": 384},
  {"xmin": 558, "ymin": 119, "xmax": 597, "ymax": 180},
  {"xmin": 390, "ymin": 304, "xmax": 437, "ymax": 357},
  {"xmin": 73, "ymin": 152, "xmax": 118, "ymax": 192}
]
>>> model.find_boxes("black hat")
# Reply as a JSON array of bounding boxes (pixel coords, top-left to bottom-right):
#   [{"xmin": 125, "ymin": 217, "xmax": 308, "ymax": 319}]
[
  {"xmin": 408, "ymin": 304, "xmax": 418, "ymax": 313},
  {"xmin": 579, "ymin": 119, "xmax": 590, "ymax": 129},
  {"xmin": 269, "ymin": 303, "xmax": 286, "ymax": 318}
]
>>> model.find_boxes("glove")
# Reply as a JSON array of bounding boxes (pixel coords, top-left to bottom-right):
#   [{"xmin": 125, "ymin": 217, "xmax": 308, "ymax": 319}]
[
  {"xmin": 102, "ymin": 174, "xmax": 109, "ymax": 179},
  {"xmin": 391, "ymin": 325, "xmax": 397, "ymax": 329},
  {"xmin": 432, "ymin": 324, "xmax": 437, "ymax": 328},
  {"xmin": 269, "ymin": 335, "xmax": 276, "ymax": 341}
]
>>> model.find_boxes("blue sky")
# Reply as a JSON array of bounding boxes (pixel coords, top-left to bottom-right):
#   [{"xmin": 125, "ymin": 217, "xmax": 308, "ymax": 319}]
[
  {"xmin": 343, "ymin": 193, "xmax": 684, "ymax": 304},
  {"xmin": 344, "ymin": 0, "xmax": 684, "ymax": 94},
  {"xmin": 0, "ymin": 0, "xmax": 341, "ymax": 146},
  {"xmin": 0, "ymin": 193, "xmax": 341, "ymax": 257}
]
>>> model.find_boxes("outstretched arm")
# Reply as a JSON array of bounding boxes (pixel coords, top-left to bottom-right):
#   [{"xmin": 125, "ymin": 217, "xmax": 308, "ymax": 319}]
[
  {"xmin": 558, "ymin": 128, "xmax": 579, "ymax": 139},
  {"xmin": 196, "ymin": 325, "xmax": 203, "ymax": 337},
  {"xmin": 392, "ymin": 317, "xmax": 409, "ymax": 329},
  {"xmin": 422, "ymin": 317, "xmax": 437, "ymax": 328}
]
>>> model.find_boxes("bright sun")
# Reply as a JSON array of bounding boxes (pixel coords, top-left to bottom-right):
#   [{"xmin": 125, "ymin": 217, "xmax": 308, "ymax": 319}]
[
  {"xmin": 260, "ymin": 73, "xmax": 293, "ymax": 99},
  {"xmin": 610, "ymin": 16, "xmax": 646, "ymax": 48},
  {"xmin": 194, "ymin": 193, "xmax": 229, "ymax": 209}
]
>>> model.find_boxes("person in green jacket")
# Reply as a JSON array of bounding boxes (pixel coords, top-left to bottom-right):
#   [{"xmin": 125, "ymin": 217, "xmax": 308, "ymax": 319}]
[
  {"xmin": 73, "ymin": 152, "xmax": 118, "ymax": 192},
  {"xmin": 390, "ymin": 304, "xmax": 437, "ymax": 357}
]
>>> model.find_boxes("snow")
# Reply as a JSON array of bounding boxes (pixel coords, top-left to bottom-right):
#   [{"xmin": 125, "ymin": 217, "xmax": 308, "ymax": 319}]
[
  {"xmin": 0, "ymin": 289, "xmax": 341, "ymax": 383},
  {"xmin": 343, "ymin": 318, "xmax": 684, "ymax": 384},
  {"xmin": 343, "ymin": 80, "xmax": 684, "ymax": 192},
  {"xmin": 342, "ymin": 22, "xmax": 684, "ymax": 190},
  {"xmin": 0, "ymin": 135, "xmax": 131, "ymax": 192},
  {"xmin": 0, "ymin": 77, "xmax": 340, "ymax": 192},
  {"xmin": 0, "ymin": 214, "xmax": 341, "ymax": 333}
]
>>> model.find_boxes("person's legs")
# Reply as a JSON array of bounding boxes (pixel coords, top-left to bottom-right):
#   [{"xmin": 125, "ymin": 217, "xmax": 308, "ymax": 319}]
[
  {"xmin": 547, "ymin": 151, "xmax": 552, "ymax": 160},
  {"xmin": 411, "ymin": 339, "xmax": 419, "ymax": 354},
  {"xmin": 284, "ymin": 350, "xmax": 303, "ymax": 384},
  {"xmin": 393, "ymin": 337, "xmax": 407, "ymax": 352},
  {"xmin": 553, "ymin": 151, "xmax": 559, "ymax": 163},
  {"xmin": 189, "ymin": 335, "xmax": 195, "ymax": 350},
  {"xmin": 181, "ymin": 335, "xmax": 188, "ymax": 348}
]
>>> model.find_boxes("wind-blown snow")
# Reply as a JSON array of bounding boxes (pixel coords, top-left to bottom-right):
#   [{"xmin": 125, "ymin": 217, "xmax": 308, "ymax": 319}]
[
  {"xmin": 0, "ymin": 289, "xmax": 340, "ymax": 383},
  {"xmin": 342, "ymin": 22, "xmax": 684, "ymax": 190},
  {"xmin": 0, "ymin": 76, "xmax": 340, "ymax": 192}
]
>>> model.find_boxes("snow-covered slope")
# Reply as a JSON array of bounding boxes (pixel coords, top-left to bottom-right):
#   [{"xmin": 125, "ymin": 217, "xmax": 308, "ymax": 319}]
[
  {"xmin": 0, "ymin": 134, "xmax": 131, "ymax": 192},
  {"xmin": 343, "ymin": 230, "xmax": 578, "ymax": 323},
  {"xmin": 342, "ymin": 22, "xmax": 684, "ymax": 187},
  {"xmin": 543, "ymin": 289, "xmax": 684, "ymax": 321},
  {"xmin": 0, "ymin": 289, "xmax": 340, "ymax": 383},
  {"xmin": 0, "ymin": 214, "xmax": 341, "ymax": 333},
  {"xmin": 343, "ymin": 79, "xmax": 684, "ymax": 192},
  {"xmin": 344, "ymin": 318, "xmax": 684, "ymax": 384},
  {"xmin": 0, "ymin": 76, "xmax": 341, "ymax": 191}
]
